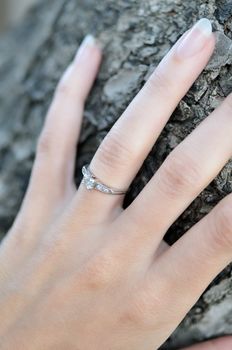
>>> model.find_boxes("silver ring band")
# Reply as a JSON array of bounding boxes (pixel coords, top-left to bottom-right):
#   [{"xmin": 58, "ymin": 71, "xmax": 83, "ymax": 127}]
[{"xmin": 81, "ymin": 164, "xmax": 128, "ymax": 195}]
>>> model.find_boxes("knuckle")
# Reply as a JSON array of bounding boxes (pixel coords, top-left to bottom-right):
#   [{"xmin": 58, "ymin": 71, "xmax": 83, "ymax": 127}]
[
  {"xmin": 211, "ymin": 197, "xmax": 232, "ymax": 250},
  {"xmin": 159, "ymin": 150, "xmax": 201, "ymax": 198},
  {"xmin": 55, "ymin": 69, "xmax": 76, "ymax": 100},
  {"xmin": 56, "ymin": 80, "xmax": 72, "ymax": 98},
  {"xmin": 96, "ymin": 128, "xmax": 134, "ymax": 171},
  {"xmin": 55, "ymin": 64, "xmax": 84, "ymax": 103},
  {"xmin": 145, "ymin": 67, "xmax": 174, "ymax": 97},
  {"xmin": 121, "ymin": 288, "xmax": 164, "ymax": 329},
  {"xmin": 80, "ymin": 251, "xmax": 117, "ymax": 290},
  {"xmin": 36, "ymin": 131, "xmax": 54, "ymax": 157}
]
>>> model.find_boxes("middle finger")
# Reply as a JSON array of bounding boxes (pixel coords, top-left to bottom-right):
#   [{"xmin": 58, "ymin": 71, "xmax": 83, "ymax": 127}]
[{"xmin": 122, "ymin": 91, "xmax": 232, "ymax": 255}]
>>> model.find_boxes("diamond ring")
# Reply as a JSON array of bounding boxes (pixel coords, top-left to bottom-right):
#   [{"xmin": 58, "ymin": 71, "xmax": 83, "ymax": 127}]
[{"xmin": 81, "ymin": 164, "xmax": 128, "ymax": 195}]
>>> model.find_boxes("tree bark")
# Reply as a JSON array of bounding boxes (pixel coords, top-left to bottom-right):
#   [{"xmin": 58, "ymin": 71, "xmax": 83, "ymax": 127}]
[{"xmin": 0, "ymin": 0, "xmax": 232, "ymax": 348}]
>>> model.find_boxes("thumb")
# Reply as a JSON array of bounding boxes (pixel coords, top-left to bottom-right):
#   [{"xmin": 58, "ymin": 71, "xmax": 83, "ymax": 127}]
[{"xmin": 182, "ymin": 336, "xmax": 232, "ymax": 349}]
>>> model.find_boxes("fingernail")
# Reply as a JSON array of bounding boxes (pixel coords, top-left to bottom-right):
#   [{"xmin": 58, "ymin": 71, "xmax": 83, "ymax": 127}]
[
  {"xmin": 81, "ymin": 34, "xmax": 97, "ymax": 47},
  {"xmin": 76, "ymin": 34, "xmax": 100, "ymax": 58},
  {"xmin": 175, "ymin": 18, "xmax": 212, "ymax": 58}
]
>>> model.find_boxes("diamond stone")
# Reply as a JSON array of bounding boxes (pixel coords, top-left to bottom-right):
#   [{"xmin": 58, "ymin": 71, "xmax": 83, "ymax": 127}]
[
  {"xmin": 82, "ymin": 165, "xmax": 96, "ymax": 190},
  {"xmin": 96, "ymin": 183, "xmax": 111, "ymax": 193},
  {"xmin": 84, "ymin": 177, "xmax": 96, "ymax": 190},
  {"xmin": 82, "ymin": 165, "xmax": 120, "ymax": 194},
  {"xmin": 82, "ymin": 165, "xmax": 91, "ymax": 177}
]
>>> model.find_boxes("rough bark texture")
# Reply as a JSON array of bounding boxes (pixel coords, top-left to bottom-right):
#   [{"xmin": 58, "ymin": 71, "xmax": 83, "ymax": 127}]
[{"xmin": 0, "ymin": 0, "xmax": 232, "ymax": 348}]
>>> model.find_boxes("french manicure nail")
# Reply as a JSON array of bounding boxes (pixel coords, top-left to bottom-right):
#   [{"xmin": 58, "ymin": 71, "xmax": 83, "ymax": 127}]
[
  {"xmin": 176, "ymin": 18, "xmax": 212, "ymax": 59},
  {"xmin": 76, "ymin": 34, "xmax": 100, "ymax": 58},
  {"xmin": 81, "ymin": 34, "xmax": 97, "ymax": 47}
]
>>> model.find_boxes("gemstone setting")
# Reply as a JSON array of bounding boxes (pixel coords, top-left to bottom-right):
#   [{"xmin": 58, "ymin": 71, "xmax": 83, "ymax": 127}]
[
  {"xmin": 95, "ymin": 183, "xmax": 112, "ymax": 193},
  {"xmin": 82, "ymin": 165, "xmax": 96, "ymax": 190},
  {"xmin": 81, "ymin": 164, "xmax": 127, "ymax": 195}
]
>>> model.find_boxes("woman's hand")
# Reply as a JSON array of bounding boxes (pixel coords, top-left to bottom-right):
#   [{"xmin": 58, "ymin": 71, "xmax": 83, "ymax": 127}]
[{"xmin": 1, "ymin": 18, "xmax": 232, "ymax": 350}]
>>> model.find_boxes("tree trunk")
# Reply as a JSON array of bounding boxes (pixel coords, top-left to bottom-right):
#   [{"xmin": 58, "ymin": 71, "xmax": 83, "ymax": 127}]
[{"xmin": 0, "ymin": 0, "xmax": 232, "ymax": 348}]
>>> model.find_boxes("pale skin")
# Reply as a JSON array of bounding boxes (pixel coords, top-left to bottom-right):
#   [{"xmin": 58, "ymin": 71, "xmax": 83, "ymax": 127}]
[{"xmin": 1, "ymin": 18, "xmax": 232, "ymax": 349}]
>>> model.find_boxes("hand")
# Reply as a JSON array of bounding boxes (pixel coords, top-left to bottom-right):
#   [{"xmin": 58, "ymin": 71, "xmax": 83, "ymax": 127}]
[
  {"xmin": 1, "ymin": 18, "xmax": 232, "ymax": 350},
  {"xmin": 183, "ymin": 337, "xmax": 232, "ymax": 350}
]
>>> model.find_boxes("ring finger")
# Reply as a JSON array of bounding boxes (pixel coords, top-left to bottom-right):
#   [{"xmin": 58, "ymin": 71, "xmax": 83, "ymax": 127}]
[{"xmin": 76, "ymin": 19, "xmax": 215, "ymax": 218}]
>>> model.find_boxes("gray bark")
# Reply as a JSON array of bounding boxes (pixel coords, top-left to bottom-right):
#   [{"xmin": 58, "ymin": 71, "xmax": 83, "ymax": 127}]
[{"xmin": 0, "ymin": 0, "xmax": 232, "ymax": 348}]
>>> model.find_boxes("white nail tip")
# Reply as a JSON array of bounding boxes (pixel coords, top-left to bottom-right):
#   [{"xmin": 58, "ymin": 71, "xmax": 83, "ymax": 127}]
[
  {"xmin": 195, "ymin": 18, "xmax": 212, "ymax": 37},
  {"xmin": 82, "ymin": 34, "xmax": 96, "ymax": 47}
]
